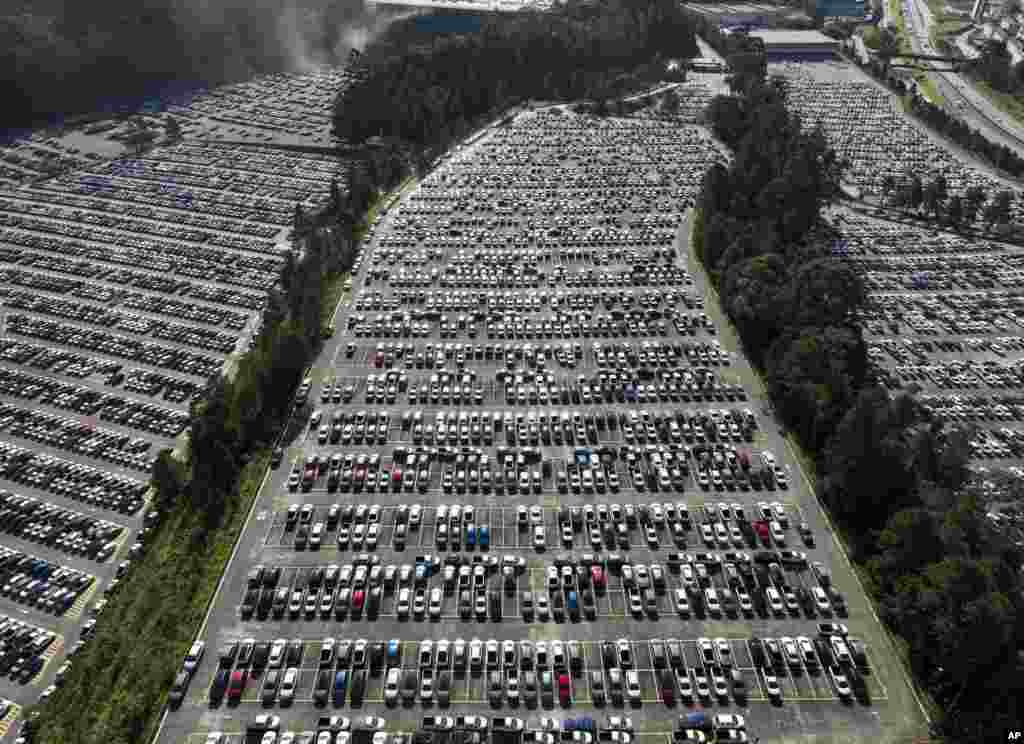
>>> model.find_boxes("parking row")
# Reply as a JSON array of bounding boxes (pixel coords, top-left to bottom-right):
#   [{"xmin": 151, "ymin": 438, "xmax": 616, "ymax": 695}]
[
  {"xmin": 0, "ymin": 615, "xmax": 60, "ymax": 686},
  {"xmin": 0, "ymin": 212, "xmax": 280, "ymax": 291},
  {"xmin": 0, "ymin": 365, "xmax": 190, "ymax": 436},
  {"xmin": 0, "ymin": 440, "xmax": 147, "ymax": 514},
  {"xmin": 1, "ymin": 288, "xmax": 238, "ymax": 353},
  {"xmin": 0, "ymin": 545, "xmax": 95, "ymax": 616},
  {"xmin": 353, "ymin": 288, "xmax": 704, "ymax": 313},
  {"xmin": 0, "ymin": 400, "xmax": 154, "ymax": 472},
  {"xmin": 0, "ymin": 489, "xmax": 124, "ymax": 560},
  {"xmin": 0, "ymin": 194, "xmax": 280, "ymax": 257},
  {"xmin": 204, "ymin": 631, "xmax": 875, "ymax": 710},
  {"xmin": 6, "ymin": 314, "xmax": 223, "ymax": 378},
  {"xmin": 307, "ymin": 407, "xmax": 757, "ymax": 449},
  {"xmin": 238, "ymin": 547, "xmax": 847, "ymax": 624}
]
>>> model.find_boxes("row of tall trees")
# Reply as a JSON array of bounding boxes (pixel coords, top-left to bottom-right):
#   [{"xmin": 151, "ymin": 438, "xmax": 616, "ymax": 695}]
[
  {"xmin": 696, "ymin": 74, "xmax": 860, "ymax": 453},
  {"xmin": 823, "ymin": 389, "xmax": 1024, "ymax": 742},
  {"xmin": 331, "ymin": 0, "xmax": 698, "ymax": 151},
  {"xmin": 881, "ymin": 172, "xmax": 1017, "ymax": 229},
  {"xmin": 695, "ymin": 68, "xmax": 1024, "ymax": 744}
]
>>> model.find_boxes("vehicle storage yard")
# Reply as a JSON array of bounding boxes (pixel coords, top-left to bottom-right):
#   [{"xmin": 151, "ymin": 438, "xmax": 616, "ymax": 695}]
[
  {"xmin": 2, "ymin": 27, "xmax": 1018, "ymax": 740},
  {"xmin": 0, "ymin": 66, "xmax": 357, "ymax": 729},
  {"xmin": 155, "ymin": 106, "xmax": 930, "ymax": 744}
]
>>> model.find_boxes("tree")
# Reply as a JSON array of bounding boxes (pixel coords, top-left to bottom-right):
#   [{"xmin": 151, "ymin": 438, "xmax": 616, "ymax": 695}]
[
  {"xmin": 151, "ymin": 449, "xmax": 186, "ymax": 511},
  {"xmin": 660, "ymin": 88, "xmax": 680, "ymax": 117},
  {"xmin": 881, "ymin": 174, "xmax": 896, "ymax": 207},
  {"xmin": 877, "ymin": 27, "xmax": 900, "ymax": 58},
  {"xmin": 164, "ymin": 115, "xmax": 182, "ymax": 141},
  {"xmin": 922, "ymin": 179, "xmax": 942, "ymax": 219},
  {"xmin": 705, "ymin": 95, "xmax": 748, "ymax": 148},
  {"xmin": 909, "ymin": 174, "xmax": 924, "ymax": 212},
  {"xmin": 946, "ymin": 194, "xmax": 963, "ymax": 228},
  {"xmin": 965, "ymin": 185, "xmax": 987, "ymax": 223}
]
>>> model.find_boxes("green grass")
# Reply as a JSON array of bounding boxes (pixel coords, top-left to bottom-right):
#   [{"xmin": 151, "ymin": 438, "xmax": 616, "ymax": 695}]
[
  {"xmin": 914, "ymin": 71, "xmax": 945, "ymax": 104},
  {"xmin": 320, "ymin": 271, "xmax": 351, "ymax": 326},
  {"xmin": 969, "ymin": 77, "xmax": 1024, "ymax": 127},
  {"xmin": 34, "ymin": 452, "xmax": 270, "ymax": 744},
  {"xmin": 862, "ymin": 25, "xmax": 882, "ymax": 49}
]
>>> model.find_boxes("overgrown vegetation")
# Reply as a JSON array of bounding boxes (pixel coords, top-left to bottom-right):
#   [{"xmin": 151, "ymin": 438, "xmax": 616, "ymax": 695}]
[
  {"xmin": 331, "ymin": 0, "xmax": 698, "ymax": 156},
  {"xmin": 29, "ymin": 149, "xmax": 411, "ymax": 744},
  {"xmin": 695, "ymin": 68, "xmax": 1024, "ymax": 743}
]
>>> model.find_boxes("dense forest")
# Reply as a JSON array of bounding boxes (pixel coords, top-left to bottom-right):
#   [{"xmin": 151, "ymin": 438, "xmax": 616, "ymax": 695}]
[
  {"xmin": 332, "ymin": 0, "xmax": 699, "ymax": 150},
  {"xmin": 1, "ymin": 0, "xmax": 383, "ymax": 131},
  {"xmin": 695, "ymin": 61, "xmax": 1024, "ymax": 743}
]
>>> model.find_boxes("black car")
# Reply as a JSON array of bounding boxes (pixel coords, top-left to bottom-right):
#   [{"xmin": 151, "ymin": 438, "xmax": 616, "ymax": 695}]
[
  {"xmin": 271, "ymin": 447, "xmax": 284, "ymax": 469},
  {"xmin": 351, "ymin": 669, "xmax": 367, "ymax": 705},
  {"xmin": 209, "ymin": 669, "xmax": 230, "ymax": 705},
  {"xmin": 168, "ymin": 671, "xmax": 190, "ymax": 709},
  {"xmin": 314, "ymin": 669, "xmax": 332, "ymax": 706}
]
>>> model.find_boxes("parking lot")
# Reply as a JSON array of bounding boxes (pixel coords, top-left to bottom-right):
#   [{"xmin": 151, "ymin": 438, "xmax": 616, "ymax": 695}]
[
  {"xmin": 156, "ymin": 106, "xmax": 930, "ymax": 744},
  {"xmin": 0, "ymin": 61, "xmax": 365, "ymax": 728}
]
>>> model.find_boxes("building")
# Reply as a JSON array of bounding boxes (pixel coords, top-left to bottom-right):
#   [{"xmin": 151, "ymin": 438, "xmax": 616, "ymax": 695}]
[
  {"xmin": 753, "ymin": 29, "xmax": 842, "ymax": 56},
  {"xmin": 805, "ymin": 0, "xmax": 868, "ymax": 18}
]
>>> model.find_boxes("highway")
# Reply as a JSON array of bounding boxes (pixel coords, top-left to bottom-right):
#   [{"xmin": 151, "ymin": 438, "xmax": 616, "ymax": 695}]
[{"xmin": 900, "ymin": 0, "xmax": 1024, "ymax": 155}]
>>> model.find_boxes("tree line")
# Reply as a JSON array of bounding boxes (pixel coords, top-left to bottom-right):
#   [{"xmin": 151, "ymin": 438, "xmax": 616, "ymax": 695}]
[
  {"xmin": 880, "ymin": 171, "xmax": 1016, "ymax": 230},
  {"xmin": 330, "ymin": 0, "xmax": 698, "ymax": 153},
  {"xmin": 694, "ymin": 71, "xmax": 1023, "ymax": 742}
]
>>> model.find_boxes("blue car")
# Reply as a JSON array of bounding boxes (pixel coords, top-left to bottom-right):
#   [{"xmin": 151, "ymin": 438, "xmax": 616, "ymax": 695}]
[
  {"xmin": 466, "ymin": 526, "xmax": 476, "ymax": 548},
  {"xmin": 478, "ymin": 525, "xmax": 490, "ymax": 549},
  {"xmin": 387, "ymin": 639, "xmax": 401, "ymax": 663},
  {"xmin": 333, "ymin": 670, "xmax": 349, "ymax": 706}
]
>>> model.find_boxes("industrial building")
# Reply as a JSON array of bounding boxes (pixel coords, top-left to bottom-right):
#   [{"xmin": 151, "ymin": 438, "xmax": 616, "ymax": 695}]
[
  {"xmin": 754, "ymin": 29, "xmax": 842, "ymax": 56},
  {"xmin": 804, "ymin": 0, "xmax": 869, "ymax": 17}
]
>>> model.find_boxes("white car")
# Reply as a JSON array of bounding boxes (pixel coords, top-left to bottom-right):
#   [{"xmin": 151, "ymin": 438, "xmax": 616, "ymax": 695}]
[
  {"xmin": 812, "ymin": 587, "xmax": 832, "ymax": 615},
  {"xmin": 533, "ymin": 526, "xmax": 546, "ymax": 549},
  {"xmin": 280, "ymin": 667, "xmax": 298, "ymax": 704},
  {"xmin": 830, "ymin": 665, "xmax": 852, "ymax": 698},
  {"xmin": 713, "ymin": 713, "xmax": 746, "ymax": 730},
  {"xmin": 397, "ymin": 588, "xmax": 411, "ymax": 619},
  {"xmin": 429, "ymin": 587, "xmax": 443, "ymax": 619},
  {"xmin": 674, "ymin": 589, "xmax": 690, "ymax": 615},
  {"xmin": 385, "ymin": 668, "xmax": 401, "ymax": 703},
  {"xmin": 625, "ymin": 671, "xmax": 641, "ymax": 702},
  {"xmin": 268, "ymin": 638, "xmax": 287, "ymax": 668},
  {"xmin": 715, "ymin": 638, "xmax": 732, "ymax": 667}
]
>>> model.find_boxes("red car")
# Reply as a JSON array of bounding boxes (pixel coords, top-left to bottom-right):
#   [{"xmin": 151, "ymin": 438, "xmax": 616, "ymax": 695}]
[
  {"xmin": 753, "ymin": 520, "xmax": 770, "ymax": 544},
  {"xmin": 227, "ymin": 670, "xmax": 247, "ymax": 702},
  {"xmin": 558, "ymin": 674, "xmax": 571, "ymax": 705},
  {"xmin": 352, "ymin": 590, "xmax": 365, "ymax": 611},
  {"xmin": 591, "ymin": 566, "xmax": 606, "ymax": 591}
]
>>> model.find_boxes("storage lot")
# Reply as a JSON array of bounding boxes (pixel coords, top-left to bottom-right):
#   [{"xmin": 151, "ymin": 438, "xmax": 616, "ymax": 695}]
[
  {"xmin": 159, "ymin": 109, "xmax": 927, "ymax": 744},
  {"xmin": 0, "ymin": 68, "xmax": 358, "ymax": 724}
]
